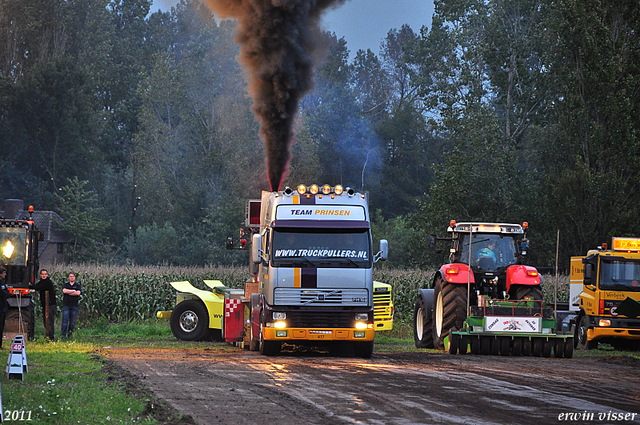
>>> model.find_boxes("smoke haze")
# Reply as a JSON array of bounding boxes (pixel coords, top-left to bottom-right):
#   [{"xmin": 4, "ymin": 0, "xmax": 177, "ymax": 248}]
[{"xmin": 204, "ymin": 0, "xmax": 346, "ymax": 191}]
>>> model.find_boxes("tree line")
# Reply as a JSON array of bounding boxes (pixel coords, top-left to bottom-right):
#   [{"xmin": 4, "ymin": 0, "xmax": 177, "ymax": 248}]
[{"xmin": 0, "ymin": 0, "xmax": 638, "ymax": 270}]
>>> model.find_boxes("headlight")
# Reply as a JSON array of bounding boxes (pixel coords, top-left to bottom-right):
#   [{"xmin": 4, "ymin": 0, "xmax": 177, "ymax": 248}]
[
  {"xmin": 355, "ymin": 313, "xmax": 368, "ymax": 321},
  {"xmin": 274, "ymin": 321, "xmax": 287, "ymax": 329},
  {"xmin": 355, "ymin": 322, "xmax": 368, "ymax": 330},
  {"xmin": 273, "ymin": 312, "xmax": 286, "ymax": 320},
  {"xmin": 598, "ymin": 319, "xmax": 611, "ymax": 327}
]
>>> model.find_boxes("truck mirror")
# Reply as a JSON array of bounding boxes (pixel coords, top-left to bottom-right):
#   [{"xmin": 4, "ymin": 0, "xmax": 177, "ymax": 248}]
[
  {"xmin": 251, "ymin": 233, "xmax": 263, "ymax": 264},
  {"xmin": 583, "ymin": 263, "xmax": 593, "ymax": 286},
  {"xmin": 226, "ymin": 234, "xmax": 234, "ymax": 250},
  {"xmin": 374, "ymin": 239, "xmax": 388, "ymax": 262}
]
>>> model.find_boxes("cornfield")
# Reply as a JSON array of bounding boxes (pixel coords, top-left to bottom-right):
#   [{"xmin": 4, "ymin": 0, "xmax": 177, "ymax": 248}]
[
  {"xmin": 44, "ymin": 264, "xmax": 249, "ymax": 322},
  {"xmin": 40, "ymin": 264, "xmax": 570, "ymax": 325}
]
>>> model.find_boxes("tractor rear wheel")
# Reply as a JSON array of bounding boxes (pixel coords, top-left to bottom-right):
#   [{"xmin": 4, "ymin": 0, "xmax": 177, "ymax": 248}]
[
  {"xmin": 170, "ymin": 300, "xmax": 210, "ymax": 341},
  {"xmin": 413, "ymin": 296, "xmax": 434, "ymax": 348},
  {"xmin": 510, "ymin": 284, "xmax": 543, "ymax": 302},
  {"xmin": 432, "ymin": 276, "xmax": 467, "ymax": 349}
]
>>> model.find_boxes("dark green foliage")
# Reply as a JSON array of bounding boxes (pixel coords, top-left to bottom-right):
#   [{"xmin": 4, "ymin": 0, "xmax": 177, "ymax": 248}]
[{"xmin": 0, "ymin": 0, "xmax": 639, "ymax": 269}]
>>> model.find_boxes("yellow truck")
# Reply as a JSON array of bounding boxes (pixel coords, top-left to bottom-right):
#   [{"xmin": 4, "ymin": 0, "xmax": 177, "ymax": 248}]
[{"xmin": 571, "ymin": 237, "xmax": 640, "ymax": 350}]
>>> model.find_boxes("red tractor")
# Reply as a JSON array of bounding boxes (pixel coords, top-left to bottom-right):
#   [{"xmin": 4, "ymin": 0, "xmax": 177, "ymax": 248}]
[{"xmin": 414, "ymin": 221, "xmax": 542, "ymax": 349}]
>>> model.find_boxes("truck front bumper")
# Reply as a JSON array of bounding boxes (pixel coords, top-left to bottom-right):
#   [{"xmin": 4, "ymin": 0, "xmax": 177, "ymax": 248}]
[
  {"xmin": 263, "ymin": 327, "xmax": 374, "ymax": 342},
  {"xmin": 587, "ymin": 316, "xmax": 640, "ymax": 341}
]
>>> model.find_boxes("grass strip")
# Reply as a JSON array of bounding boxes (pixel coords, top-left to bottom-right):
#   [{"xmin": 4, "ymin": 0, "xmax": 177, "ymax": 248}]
[{"xmin": 0, "ymin": 337, "xmax": 191, "ymax": 424}]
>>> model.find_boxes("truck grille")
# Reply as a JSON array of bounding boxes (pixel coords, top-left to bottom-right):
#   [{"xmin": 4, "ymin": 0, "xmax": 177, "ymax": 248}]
[
  {"xmin": 373, "ymin": 291, "xmax": 392, "ymax": 319},
  {"xmin": 274, "ymin": 288, "xmax": 369, "ymax": 306},
  {"xmin": 287, "ymin": 310, "xmax": 353, "ymax": 328}
]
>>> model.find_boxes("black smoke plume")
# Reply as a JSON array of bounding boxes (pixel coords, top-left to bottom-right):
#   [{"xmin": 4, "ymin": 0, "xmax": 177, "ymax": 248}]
[{"xmin": 205, "ymin": 0, "xmax": 346, "ymax": 191}]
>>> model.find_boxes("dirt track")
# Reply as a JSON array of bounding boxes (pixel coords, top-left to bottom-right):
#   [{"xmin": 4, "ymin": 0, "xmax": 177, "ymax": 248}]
[{"xmin": 103, "ymin": 345, "xmax": 640, "ymax": 425}]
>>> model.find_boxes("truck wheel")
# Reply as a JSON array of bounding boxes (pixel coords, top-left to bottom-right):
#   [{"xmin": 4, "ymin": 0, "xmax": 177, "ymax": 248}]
[
  {"xmin": 490, "ymin": 337, "xmax": 500, "ymax": 355},
  {"xmin": 470, "ymin": 336, "xmax": 480, "ymax": 354},
  {"xmin": 209, "ymin": 329, "xmax": 224, "ymax": 342},
  {"xmin": 413, "ymin": 296, "xmax": 434, "ymax": 348},
  {"xmin": 354, "ymin": 341, "xmax": 374, "ymax": 358},
  {"xmin": 577, "ymin": 315, "xmax": 597, "ymax": 350},
  {"xmin": 532, "ymin": 338, "xmax": 543, "ymax": 357},
  {"xmin": 432, "ymin": 276, "xmax": 467, "ymax": 349},
  {"xmin": 499, "ymin": 337, "xmax": 510, "ymax": 356},
  {"xmin": 259, "ymin": 323, "xmax": 280, "ymax": 356},
  {"xmin": 480, "ymin": 337, "xmax": 491, "ymax": 355},
  {"xmin": 459, "ymin": 336, "xmax": 469, "ymax": 354},
  {"xmin": 249, "ymin": 294, "xmax": 260, "ymax": 351},
  {"xmin": 564, "ymin": 337, "xmax": 574, "ymax": 358},
  {"xmin": 448, "ymin": 331, "xmax": 459, "ymax": 354},
  {"xmin": 512, "ymin": 338, "xmax": 522, "ymax": 356},
  {"xmin": 249, "ymin": 324, "xmax": 259, "ymax": 351},
  {"xmin": 510, "ymin": 285, "xmax": 543, "ymax": 302},
  {"xmin": 170, "ymin": 300, "xmax": 209, "ymax": 341},
  {"xmin": 553, "ymin": 339, "xmax": 564, "ymax": 358}
]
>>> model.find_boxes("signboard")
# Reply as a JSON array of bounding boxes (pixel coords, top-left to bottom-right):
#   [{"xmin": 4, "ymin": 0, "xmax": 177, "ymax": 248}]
[
  {"xmin": 612, "ymin": 237, "xmax": 640, "ymax": 252},
  {"xmin": 276, "ymin": 205, "xmax": 366, "ymax": 221},
  {"xmin": 484, "ymin": 316, "xmax": 541, "ymax": 333}
]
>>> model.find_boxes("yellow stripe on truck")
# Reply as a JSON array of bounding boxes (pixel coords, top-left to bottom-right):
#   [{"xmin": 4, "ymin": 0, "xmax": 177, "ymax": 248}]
[{"xmin": 294, "ymin": 268, "xmax": 301, "ymax": 288}]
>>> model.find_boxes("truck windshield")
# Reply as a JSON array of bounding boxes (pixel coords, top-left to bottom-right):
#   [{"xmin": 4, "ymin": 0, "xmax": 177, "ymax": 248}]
[
  {"xmin": 0, "ymin": 227, "xmax": 27, "ymax": 267},
  {"xmin": 459, "ymin": 234, "xmax": 518, "ymax": 271},
  {"xmin": 271, "ymin": 228, "xmax": 371, "ymax": 268},
  {"xmin": 599, "ymin": 257, "xmax": 640, "ymax": 291}
]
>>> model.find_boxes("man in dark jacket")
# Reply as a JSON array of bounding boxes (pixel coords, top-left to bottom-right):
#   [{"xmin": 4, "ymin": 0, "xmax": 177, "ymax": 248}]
[
  {"xmin": 61, "ymin": 272, "xmax": 81, "ymax": 338},
  {"xmin": 32, "ymin": 269, "xmax": 56, "ymax": 341},
  {"xmin": 0, "ymin": 265, "xmax": 11, "ymax": 348}
]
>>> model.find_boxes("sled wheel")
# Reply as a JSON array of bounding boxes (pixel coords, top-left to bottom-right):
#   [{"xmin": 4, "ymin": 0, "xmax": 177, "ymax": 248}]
[{"xmin": 413, "ymin": 295, "xmax": 434, "ymax": 348}]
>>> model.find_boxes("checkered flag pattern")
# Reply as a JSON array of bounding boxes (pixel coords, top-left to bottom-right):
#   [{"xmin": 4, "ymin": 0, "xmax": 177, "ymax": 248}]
[{"xmin": 225, "ymin": 299, "xmax": 242, "ymax": 317}]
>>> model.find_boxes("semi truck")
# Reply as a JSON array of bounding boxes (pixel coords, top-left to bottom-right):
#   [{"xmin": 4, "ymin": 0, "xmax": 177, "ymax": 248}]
[
  {"xmin": 414, "ymin": 220, "xmax": 573, "ymax": 357},
  {"xmin": 571, "ymin": 237, "xmax": 640, "ymax": 350},
  {"xmin": 158, "ymin": 184, "xmax": 391, "ymax": 358}
]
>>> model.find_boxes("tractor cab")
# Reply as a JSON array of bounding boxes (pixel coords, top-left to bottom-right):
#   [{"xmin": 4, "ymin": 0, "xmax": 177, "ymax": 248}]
[{"xmin": 447, "ymin": 221, "xmax": 531, "ymax": 300}]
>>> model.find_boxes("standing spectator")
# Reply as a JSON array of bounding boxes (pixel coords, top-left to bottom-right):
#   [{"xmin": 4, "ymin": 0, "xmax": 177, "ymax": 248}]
[
  {"xmin": 61, "ymin": 272, "xmax": 82, "ymax": 338},
  {"xmin": 0, "ymin": 266, "xmax": 11, "ymax": 348},
  {"xmin": 32, "ymin": 269, "xmax": 56, "ymax": 341}
]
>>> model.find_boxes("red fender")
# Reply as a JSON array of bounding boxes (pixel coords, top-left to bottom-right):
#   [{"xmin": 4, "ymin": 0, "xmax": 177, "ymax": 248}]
[
  {"xmin": 439, "ymin": 263, "xmax": 475, "ymax": 285},
  {"xmin": 506, "ymin": 265, "xmax": 541, "ymax": 292}
]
